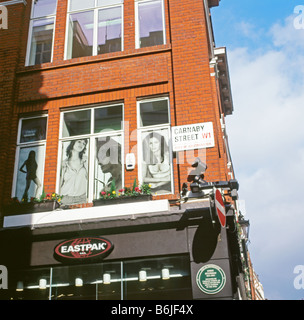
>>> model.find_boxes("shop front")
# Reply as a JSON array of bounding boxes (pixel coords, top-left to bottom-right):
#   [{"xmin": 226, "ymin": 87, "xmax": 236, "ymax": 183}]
[
  {"xmin": 4, "ymin": 255, "xmax": 192, "ymax": 300},
  {"xmin": 0, "ymin": 200, "xmax": 240, "ymax": 300}
]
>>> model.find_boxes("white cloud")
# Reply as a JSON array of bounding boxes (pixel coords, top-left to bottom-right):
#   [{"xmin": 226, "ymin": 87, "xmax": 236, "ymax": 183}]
[
  {"xmin": 235, "ymin": 21, "xmax": 262, "ymax": 41},
  {"xmin": 224, "ymin": 15, "xmax": 304, "ymax": 299}
]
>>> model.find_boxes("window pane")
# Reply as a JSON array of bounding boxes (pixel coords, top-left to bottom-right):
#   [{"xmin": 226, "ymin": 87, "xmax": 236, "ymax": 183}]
[
  {"xmin": 124, "ymin": 256, "xmax": 192, "ymax": 300},
  {"xmin": 139, "ymin": 99, "xmax": 169, "ymax": 127},
  {"xmin": 94, "ymin": 105, "xmax": 122, "ymax": 132},
  {"xmin": 98, "ymin": 7, "xmax": 122, "ymax": 54},
  {"xmin": 59, "ymin": 139, "xmax": 89, "ymax": 205},
  {"xmin": 97, "ymin": 0, "xmax": 123, "ymax": 6},
  {"xmin": 69, "ymin": 0, "xmax": 95, "ymax": 12},
  {"xmin": 33, "ymin": 0, "xmax": 57, "ymax": 18},
  {"xmin": 62, "ymin": 110, "xmax": 91, "ymax": 137},
  {"xmin": 138, "ymin": 0, "xmax": 164, "ymax": 48},
  {"xmin": 29, "ymin": 18, "xmax": 54, "ymax": 65},
  {"xmin": 51, "ymin": 263, "xmax": 121, "ymax": 300},
  {"xmin": 94, "ymin": 135, "xmax": 122, "ymax": 198},
  {"xmin": 15, "ymin": 145, "xmax": 45, "ymax": 201},
  {"xmin": 141, "ymin": 129, "xmax": 172, "ymax": 194},
  {"xmin": 20, "ymin": 117, "xmax": 47, "ymax": 143},
  {"xmin": 67, "ymin": 11, "xmax": 94, "ymax": 59}
]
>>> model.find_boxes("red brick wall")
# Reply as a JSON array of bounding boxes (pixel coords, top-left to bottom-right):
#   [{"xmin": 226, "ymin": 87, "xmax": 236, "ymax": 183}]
[
  {"xmin": 0, "ymin": 0, "xmax": 230, "ymax": 209},
  {"xmin": 168, "ymin": 0, "xmax": 229, "ymax": 184},
  {"xmin": 0, "ymin": 2, "xmax": 27, "ymax": 208}
]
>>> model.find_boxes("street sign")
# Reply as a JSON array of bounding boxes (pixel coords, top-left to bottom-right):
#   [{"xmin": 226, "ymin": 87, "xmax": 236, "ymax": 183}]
[
  {"xmin": 215, "ymin": 189, "xmax": 226, "ymax": 227},
  {"xmin": 171, "ymin": 122, "xmax": 215, "ymax": 152},
  {"xmin": 196, "ymin": 264, "xmax": 226, "ymax": 295}
]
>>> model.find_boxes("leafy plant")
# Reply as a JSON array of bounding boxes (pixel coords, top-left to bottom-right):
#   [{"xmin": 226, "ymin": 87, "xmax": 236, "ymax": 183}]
[
  {"xmin": 99, "ymin": 178, "xmax": 151, "ymax": 200},
  {"xmin": 12, "ymin": 187, "xmax": 62, "ymax": 204}
]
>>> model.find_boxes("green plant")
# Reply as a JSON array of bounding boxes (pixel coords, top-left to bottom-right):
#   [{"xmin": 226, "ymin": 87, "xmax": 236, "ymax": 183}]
[
  {"xmin": 99, "ymin": 179, "xmax": 118, "ymax": 200},
  {"xmin": 12, "ymin": 188, "xmax": 62, "ymax": 204},
  {"xmin": 99, "ymin": 179, "xmax": 151, "ymax": 200}
]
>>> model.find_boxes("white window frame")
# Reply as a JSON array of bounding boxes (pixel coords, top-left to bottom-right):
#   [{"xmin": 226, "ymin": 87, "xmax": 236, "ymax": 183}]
[
  {"xmin": 135, "ymin": 0, "xmax": 166, "ymax": 49},
  {"xmin": 137, "ymin": 96, "xmax": 174, "ymax": 195},
  {"xmin": 12, "ymin": 115, "xmax": 48, "ymax": 200},
  {"xmin": 57, "ymin": 103, "xmax": 125, "ymax": 204},
  {"xmin": 25, "ymin": 0, "xmax": 58, "ymax": 66},
  {"xmin": 64, "ymin": 0, "xmax": 124, "ymax": 60}
]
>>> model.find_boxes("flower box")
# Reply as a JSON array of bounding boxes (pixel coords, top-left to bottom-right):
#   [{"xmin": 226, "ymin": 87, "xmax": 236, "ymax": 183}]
[
  {"xmin": 93, "ymin": 194, "xmax": 152, "ymax": 207},
  {"xmin": 3, "ymin": 200, "xmax": 60, "ymax": 216}
]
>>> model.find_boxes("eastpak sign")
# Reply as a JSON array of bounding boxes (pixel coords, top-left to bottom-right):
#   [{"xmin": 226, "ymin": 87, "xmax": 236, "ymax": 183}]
[{"xmin": 54, "ymin": 237, "xmax": 113, "ymax": 263}]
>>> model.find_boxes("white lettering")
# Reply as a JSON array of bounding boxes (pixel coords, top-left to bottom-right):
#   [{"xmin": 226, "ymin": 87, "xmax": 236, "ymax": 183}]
[
  {"xmin": 99, "ymin": 243, "xmax": 106, "ymax": 250},
  {"xmin": 60, "ymin": 241, "xmax": 107, "ymax": 254},
  {"xmin": 61, "ymin": 246, "xmax": 67, "ymax": 253},
  {"xmin": 0, "ymin": 265, "xmax": 8, "ymax": 289},
  {"xmin": 0, "ymin": 6, "xmax": 8, "ymax": 30},
  {"xmin": 111, "ymin": 304, "xmax": 145, "ymax": 318},
  {"xmin": 294, "ymin": 265, "xmax": 304, "ymax": 289},
  {"xmin": 294, "ymin": 6, "xmax": 304, "ymax": 30}
]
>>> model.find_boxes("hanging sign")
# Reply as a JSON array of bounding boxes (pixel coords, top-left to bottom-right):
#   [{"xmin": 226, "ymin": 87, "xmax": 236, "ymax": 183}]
[
  {"xmin": 54, "ymin": 237, "xmax": 114, "ymax": 263},
  {"xmin": 171, "ymin": 122, "xmax": 215, "ymax": 152},
  {"xmin": 196, "ymin": 264, "xmax": 226, "ymax": 295}
]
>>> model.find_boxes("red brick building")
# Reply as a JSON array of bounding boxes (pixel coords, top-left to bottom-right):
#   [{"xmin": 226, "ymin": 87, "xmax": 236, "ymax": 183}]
[{"xmin": 0, "ymin": 0, "xmax": 253, "ymax": 300}]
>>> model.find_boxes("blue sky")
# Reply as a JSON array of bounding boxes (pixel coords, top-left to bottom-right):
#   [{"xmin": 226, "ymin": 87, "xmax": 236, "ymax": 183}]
[{"xmin": 211, "ymin": 0, "xmax": 304, "ymax": 300}]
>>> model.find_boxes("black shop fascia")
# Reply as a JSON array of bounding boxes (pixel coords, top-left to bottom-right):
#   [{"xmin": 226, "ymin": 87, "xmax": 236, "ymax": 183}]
[{"xmin": 0, "ymin": 188, "xmax": 241, "ymax": 300}]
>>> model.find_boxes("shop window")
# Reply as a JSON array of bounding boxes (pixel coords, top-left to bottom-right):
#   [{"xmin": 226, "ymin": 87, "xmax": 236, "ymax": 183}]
[
  {"xmin": 26, "ymin": 0, "xmax": 58, "ymax": 66},
  {"xmin": 65, "ymin": 0, "xmax": 124, "ymax": 60},
  {"xmin": 123, "ymin": 255, "xmax": 192, "ymax": 300},
  {"xmin": 58, "ymin": 104, "xmax": 124, "ymax": 206},
  {"xmin": 2, "ymin": 255, "xmax": 192, "ymax": 300},
  {"xmin": 51, "ymin": 262, "xmax": 122, "ymax": 300},
  {"xmin": 135, "ymin": 0, "xmax": 166, "ymax": 49},
  {"xmin": 12, "ymin": 116, "xmax": 48, "ymax": 201},
  {"xmin": 137, "ymin": 97, "xmax": 173, "ymax": 195}
]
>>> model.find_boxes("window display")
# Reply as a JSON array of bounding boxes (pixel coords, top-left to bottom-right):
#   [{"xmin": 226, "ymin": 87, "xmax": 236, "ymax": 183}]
[
  {"xmin": 138, "ymin": 97, "xmax": 173, "ymax": 195},
  {"xmin": 59, "ymin": 104, "xmax": 124, "ymax": 204},
  {"xmin": 1, "ymin": 255, "xmax": 191, "ymax": 300},
  {"xmin": 13, "ymin": 116, "xmax": 48, "ymax": 201}
]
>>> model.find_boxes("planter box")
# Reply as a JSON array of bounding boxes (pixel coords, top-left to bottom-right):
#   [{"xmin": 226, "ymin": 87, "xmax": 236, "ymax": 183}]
[
  {"xmin": 3, "ymin": 200, "xmax": 60, "ymax": 216},
  {"xmin": 93, "ymin": 194, "xmax": 152, "ymax": 206}
]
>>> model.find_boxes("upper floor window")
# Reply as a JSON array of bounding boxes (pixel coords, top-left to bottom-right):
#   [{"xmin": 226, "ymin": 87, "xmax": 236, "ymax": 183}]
[
  {"xmin": 58, "ymin": 104, "xmax": 124, "ymax": 206},
  {"xmin": 135, "ymin": 0, "xmax": 166, "ymax": 49},
  {"xmin": 65, "ymin": 0, "xmax": 124, "ymax": 60},
  {"xmin": 12, "ymin": 115, "xmax": 48, "ymax": 201},
  {"xmin": 26, "ymin": 0, "xmax": 58, "ymax": 66},
  {"xmin": 137, "ymin": 97, "xmax": 173, "ymax": 195}
]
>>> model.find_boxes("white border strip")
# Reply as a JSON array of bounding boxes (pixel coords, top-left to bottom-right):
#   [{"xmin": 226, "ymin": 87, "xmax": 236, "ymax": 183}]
[
  {"xmin": 0, "ymin": 0, "xmax": 27, "ymax": 6},
  {"xmin": 3, "ymin": 199, "xmax": 170, "ymax": 228}
]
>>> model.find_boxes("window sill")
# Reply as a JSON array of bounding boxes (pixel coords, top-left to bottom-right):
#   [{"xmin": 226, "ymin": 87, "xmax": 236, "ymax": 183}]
[{"xmin": 17, "ymin": 44, "xmax": 172, "ymax": 75}]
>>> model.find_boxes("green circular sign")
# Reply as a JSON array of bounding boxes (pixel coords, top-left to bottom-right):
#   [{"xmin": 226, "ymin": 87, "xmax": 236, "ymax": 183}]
[{"xmin": 196, "ymin": 264, "xmax": 226, "ymax": 295}]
